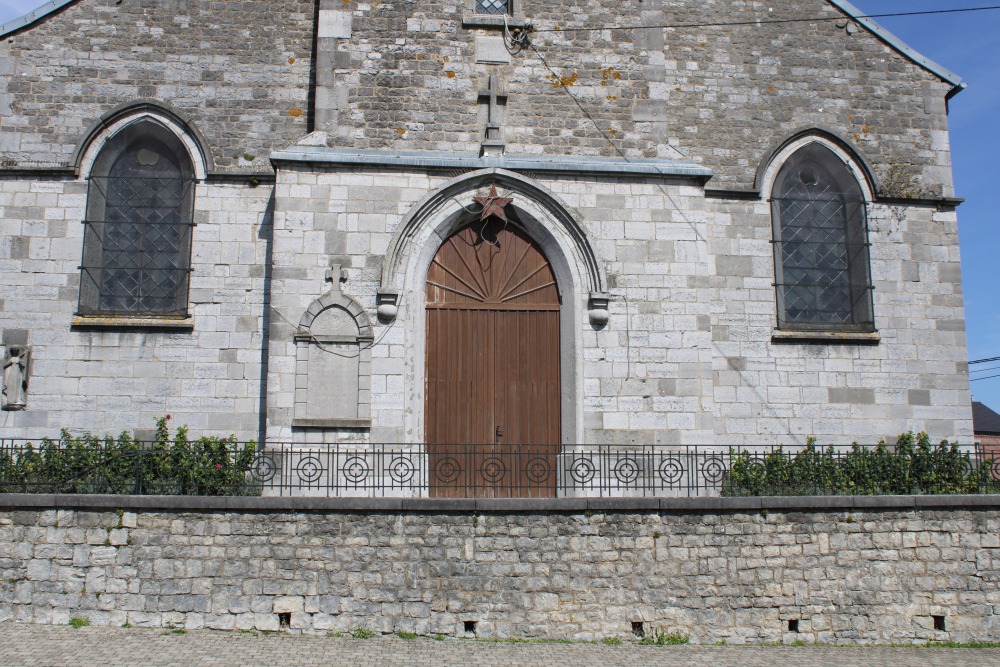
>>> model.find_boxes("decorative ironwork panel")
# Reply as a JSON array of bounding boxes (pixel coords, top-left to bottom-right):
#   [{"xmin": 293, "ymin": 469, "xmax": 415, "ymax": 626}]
[
  {"xmin": 477, "ymin": 0, "xmax": 509, "ymax": 15},
  {"xmin": 1, "ymin": 441, "xmax": 996, "ymax": 498}
]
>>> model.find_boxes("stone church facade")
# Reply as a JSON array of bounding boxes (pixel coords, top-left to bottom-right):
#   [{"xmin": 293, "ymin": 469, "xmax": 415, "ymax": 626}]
[{"xmin": 0, "ymin": 0, "xmax": 973, "ymax": 447}]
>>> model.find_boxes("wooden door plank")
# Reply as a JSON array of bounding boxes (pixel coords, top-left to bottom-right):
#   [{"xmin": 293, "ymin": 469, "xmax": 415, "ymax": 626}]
[{"xmin": 426, "ymin": 220, "xmax": 561, "ymax": 498}]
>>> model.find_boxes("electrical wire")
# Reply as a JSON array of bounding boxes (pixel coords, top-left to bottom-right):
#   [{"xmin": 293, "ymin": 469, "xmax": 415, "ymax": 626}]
[
  {"xmin": 503, "ymin": 14, "xmax": 533, "ymax": 54},
  {"xmin": 971, "ymin": 373, "xmax": 1000, "ymax": 382},
  {"xmin": 530, "ymin": 5, "xmax": 1000, "ymax": 33},
  {"xmin": 970, "ymin": 356, "xmax": 1000, "ymax": 365},
  {"xmin": 353, "ymin": 5, "xmax": 1000, "ymax": 34}
]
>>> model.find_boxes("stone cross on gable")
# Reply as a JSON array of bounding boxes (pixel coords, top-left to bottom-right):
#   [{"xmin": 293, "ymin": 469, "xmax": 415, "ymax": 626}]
[
  {"xmin": 326, "ymin": 263, "xmax": 347, "ymax": 295},
  {"xmin": 478, "ymin": 74, "xmax": 507, "ymax": 157}
]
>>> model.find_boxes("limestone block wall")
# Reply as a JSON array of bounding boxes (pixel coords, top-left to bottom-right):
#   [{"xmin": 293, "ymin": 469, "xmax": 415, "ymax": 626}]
[
  {"xmin": 323, "ymin": 0, "xmax": 956, "ymax": 194},
  {"xmin": 267, "ymin": 162, "xmax": 972, "ymax": 446},
  {"xmin": 0, "ymin": 0, "xmax": 314, "ymax": 174},
  {"xmin": 707, "ymin": 197, "xmax": 971, "ymax": 445},
  {"xmin": 0, "ymin": 178, "xmax": 272, "ymax": 440},
  {"xmin": 266, "ymin": 165, "xmax": 430, "ymax": 442},
  {"xmin": 1, "ymin": 499, "xmax": 998, "ymax": 643},
  {"xmin": 0, "ymin": 0, "xmax": 970, "ymax": 445}
]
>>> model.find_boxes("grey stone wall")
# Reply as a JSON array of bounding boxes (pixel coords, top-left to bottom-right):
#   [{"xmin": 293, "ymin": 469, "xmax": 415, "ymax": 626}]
[
  {"xmin": 0, "ymin": 0, "xmax": 970, "ymax": 444},
  {"xmin": 1, "ymin": 503, "xmax": 998, "ymax": 643},
  {"xmin": 0, "ymin": 179, "xmax": 272, "ymax": 440},
  {"xmin": 0, "ymin": 0, "xmax": 314, "ymax": 173},
  {"xmin": 705, "ymin": 198, "xmax": 969, "ymax": 444},
  {"xmin": 328, "ymin": 0, "xmax": 955, "ymax": 194},
  {"xmin": 1, "ymin": 1, "xmax": 957, "ymax": 192},
  {"xmin": 266, "ymin": 163, "xmax": 972, "ymax": 445}
]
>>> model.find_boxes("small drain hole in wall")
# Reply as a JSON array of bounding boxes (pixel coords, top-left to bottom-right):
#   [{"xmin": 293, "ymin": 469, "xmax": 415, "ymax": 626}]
[
  {"xmin": 632, "ymin": 621, "xmax": 645, "ymax": 638},
  {"xmin": 788, "ymin": 619, "xmax": 799, "ymax": 633},
  {"xmin": 933, "ymin": 615, "xmax": 946, "ymax": 632},
  {"xmin": 278, "ymin": 613, "xmax": 291, "ymax": 629},
  {"xmin": 464, "ymin": 620, "xmax": 477, "ymax": 635}
]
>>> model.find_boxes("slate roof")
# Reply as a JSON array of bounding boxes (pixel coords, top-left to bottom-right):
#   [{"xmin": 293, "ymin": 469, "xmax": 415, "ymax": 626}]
[
  {"xmin": 0, "ymin": 0, "xmax": 966, "ymax": 95},
  {"xmin": 972, "ymin": 401, "xmax": 1000, "ymax": 435}
]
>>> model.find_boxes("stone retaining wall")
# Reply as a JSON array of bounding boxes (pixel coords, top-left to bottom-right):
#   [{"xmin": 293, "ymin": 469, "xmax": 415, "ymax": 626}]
[{"xmin": 1, "ymin": 496, "xmax": 997, "ymax": 644}]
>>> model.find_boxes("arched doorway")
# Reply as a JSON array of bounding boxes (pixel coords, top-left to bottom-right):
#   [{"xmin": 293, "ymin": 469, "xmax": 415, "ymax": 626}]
[{"xmin": 425, "ymin": 218, "xmax": 561, "ymax": 497}]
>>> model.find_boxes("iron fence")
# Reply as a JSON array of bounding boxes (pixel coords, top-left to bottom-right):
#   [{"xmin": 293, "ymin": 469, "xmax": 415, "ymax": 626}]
[{"xmin": 1, "ymin": 440, "xmax": 998, "ymax": 498}]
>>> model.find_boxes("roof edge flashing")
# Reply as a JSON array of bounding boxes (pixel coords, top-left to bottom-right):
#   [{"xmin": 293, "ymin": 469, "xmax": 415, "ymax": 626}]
[
  {"xmin": 1, "ymin": 0, "xmax": 78, "ymax": 39},
  {"xmin": 828, "ymin": 0, "xmax": 963, "ymax": 92}
]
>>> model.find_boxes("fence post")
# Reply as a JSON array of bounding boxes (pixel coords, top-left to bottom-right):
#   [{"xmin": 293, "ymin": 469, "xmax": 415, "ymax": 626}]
[{"xmin": 133, "ymin": 452, "xmax": 142, "ymax": 495}]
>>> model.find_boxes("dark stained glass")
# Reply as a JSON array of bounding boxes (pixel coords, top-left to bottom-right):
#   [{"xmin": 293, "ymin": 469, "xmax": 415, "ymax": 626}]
[
  {"xmin": 80, "ymin": 122, "xmax": 194, "ymax": 317},
  {"xmin": 772, "ymin": 144, "xmax": 873, "ymax": 330},
  {"xmin": 477, "ymin": 0, "xmax": 509, "ymax": 15}
]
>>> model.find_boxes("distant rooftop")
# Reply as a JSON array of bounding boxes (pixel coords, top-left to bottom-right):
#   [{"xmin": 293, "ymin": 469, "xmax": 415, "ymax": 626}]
[{"xmin": 973, "ymin": 401, "xmax": 1000, "ymax": 435}]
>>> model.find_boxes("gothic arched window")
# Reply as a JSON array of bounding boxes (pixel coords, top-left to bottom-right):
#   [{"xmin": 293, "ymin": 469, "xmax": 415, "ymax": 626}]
[
  {"xmin": 771, "ymin": 143, "xmax": 874, "ymax": 331},
  {"xmin": 79, "ymin": 120, "xmax": 195, "ymax": 317}
]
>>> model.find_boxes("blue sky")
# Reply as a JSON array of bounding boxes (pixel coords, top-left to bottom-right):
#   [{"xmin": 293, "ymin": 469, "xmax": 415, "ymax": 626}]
[
  {"xmin": 2, "ymin": 1, "xmax": 999, "ymax": 410},
  {"xmin": 848, "ymin": 1, "xmax": 1000, "ymax": 409}
]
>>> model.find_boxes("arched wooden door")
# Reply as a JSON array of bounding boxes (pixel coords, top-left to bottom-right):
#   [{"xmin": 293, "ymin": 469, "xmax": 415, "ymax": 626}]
[{"xmin": 425, "ymin": 219, "xmax": 561, "ymax": 497}]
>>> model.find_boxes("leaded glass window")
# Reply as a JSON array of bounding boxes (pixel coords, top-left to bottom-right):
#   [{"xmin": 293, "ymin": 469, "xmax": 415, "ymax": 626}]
[
  {"xmin": 771, "ymin": 143, "xmax": 873, "ymax": 331},
  {"xmin": 80, "ymin": 121, "xmax": 194, "ymax": 317},
  {"xmin": 477, "ymin": 0, "xmax": 509, "ymax": 15}
]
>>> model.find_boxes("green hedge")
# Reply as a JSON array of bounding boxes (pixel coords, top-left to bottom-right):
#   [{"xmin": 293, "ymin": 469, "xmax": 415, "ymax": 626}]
[
  {"xmin": 722, "ymin": 432, "xmax": 999, "ymax": 497},
  {"xmin": 0, "ymin": 417, "xmax": 260, "ymax": 496}
]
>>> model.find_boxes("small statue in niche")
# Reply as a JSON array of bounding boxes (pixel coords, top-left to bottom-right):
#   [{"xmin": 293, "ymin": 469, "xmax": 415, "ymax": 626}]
[{"xmin": 2, "ymin": 346, "xmax": 29, "ymax": 411}]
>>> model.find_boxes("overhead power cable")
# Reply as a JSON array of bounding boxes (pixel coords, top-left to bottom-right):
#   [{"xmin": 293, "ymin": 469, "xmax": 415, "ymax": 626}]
[
  {"xmin": 971, "ymin": 374, "xmax": 1000, "ymax": 382},
  {"xmin": 531, "ymin": 5, "xmax": 1000, "ymax": 33},
  {"xmin": 352, "ymin": 4, "xmax": 1000, "ymax": 34},
  {"xmin": 970, "ymin": 356, "xmax": 1000, "ymax": 365}
]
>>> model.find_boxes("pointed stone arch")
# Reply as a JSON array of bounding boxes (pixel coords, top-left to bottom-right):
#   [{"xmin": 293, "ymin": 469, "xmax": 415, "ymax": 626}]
[
  {"xmin": 380, "ymin": 168, "xmax": 606, "ymax": 298},
  {"xmin": 73, "ymin": 99, "xmax": 213, "ymax": 180},
  {"xmin": 298, "ymin": 291, "xmax": 374, "ymax": 337},
  {"xmin": 382, "ymin": 169, "xmax": 601, "ymax": 445},
  {"xmin": 755, "ymin": 128, "xmax": 877, "ymax": 199}
]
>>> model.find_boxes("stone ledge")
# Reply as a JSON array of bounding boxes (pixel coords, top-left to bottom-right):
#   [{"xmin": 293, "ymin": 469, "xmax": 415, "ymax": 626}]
[
  {"xmin": 771, "ymin": 329, "xmax": 881, "ymax": 344},
  {"xmin": 291, "ymin": 418, "xmax": 372, "ymax": 430},
  {"xmin": 71, "ymin": 315, "xmax": 195, "ymax": 331},
  {"xmin": 461, "ymin": 14, "xmax": 530, "ymax": 30},
  {"xmin": 269, "ymin": 147, "xmax": 714, "ymax": 179},
  {"xmin": 1, "ymin": 493, "xmax": 996, "ymax": 513}
]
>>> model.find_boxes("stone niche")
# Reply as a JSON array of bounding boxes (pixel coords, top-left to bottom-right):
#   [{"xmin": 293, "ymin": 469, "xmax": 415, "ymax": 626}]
[{"xmin": 293, "ymin": 291, "xmax": 373, "ymax": 430}]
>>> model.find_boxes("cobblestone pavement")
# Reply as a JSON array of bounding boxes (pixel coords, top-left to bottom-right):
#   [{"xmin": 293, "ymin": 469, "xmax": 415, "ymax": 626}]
[{"xmin": 1, "ymin": 624, "xmax": 999, "ymax": 667}]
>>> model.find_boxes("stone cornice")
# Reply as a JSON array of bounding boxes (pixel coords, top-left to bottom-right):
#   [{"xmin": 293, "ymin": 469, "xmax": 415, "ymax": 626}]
[
  {"xmin": 1, "ymin": 493, "xmax": 996, "ymax": 514},
  {"xmin": 270, "ymin": 147, "xmax": 714, "ymax": 180}
]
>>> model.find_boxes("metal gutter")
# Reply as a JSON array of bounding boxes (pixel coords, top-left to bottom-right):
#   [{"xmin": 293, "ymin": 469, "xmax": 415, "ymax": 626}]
[
  {"xmin": 270, "ymin": 146, "xmax": 714, "ymax": 179},
  {"xmin": 0, "ymin": 0, "xmax": 77, "ymax": 38},
  {"xmin": 828, "ymin": 0, "xmax": 965, "ymax": 97}
]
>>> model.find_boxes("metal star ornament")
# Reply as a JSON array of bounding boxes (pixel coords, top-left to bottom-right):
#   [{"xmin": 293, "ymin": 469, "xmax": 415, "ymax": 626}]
[{"xmin": 474, "ymin": 185, "xmax": 513, "ymax": 222}]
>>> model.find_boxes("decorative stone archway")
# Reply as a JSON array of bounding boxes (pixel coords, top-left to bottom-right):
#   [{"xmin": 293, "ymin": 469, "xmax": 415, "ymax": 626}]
[{"xmin": 378, "ymin": 169, "xmax": 606, "ymax": 445}]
